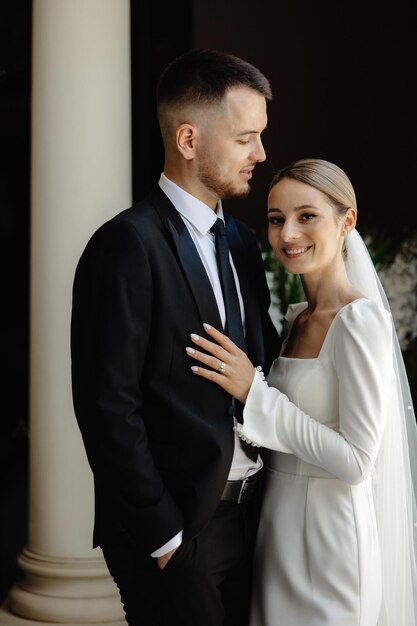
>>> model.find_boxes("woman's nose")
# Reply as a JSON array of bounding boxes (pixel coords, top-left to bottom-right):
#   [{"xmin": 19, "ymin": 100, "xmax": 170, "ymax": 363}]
[{"xmin": 281, "ymin": 220, "xmax": 301, "ymax": 241}]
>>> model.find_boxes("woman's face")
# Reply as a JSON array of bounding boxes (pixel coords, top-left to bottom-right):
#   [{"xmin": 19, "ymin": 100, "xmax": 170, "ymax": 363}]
[{"xmin": 267, "ymin": 177, "xmax": 353, "ymax": 276}]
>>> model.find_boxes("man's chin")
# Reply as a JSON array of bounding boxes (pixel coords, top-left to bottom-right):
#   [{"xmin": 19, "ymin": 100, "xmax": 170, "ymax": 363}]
[{"xmin": 224, "ymin": 183, "xmax": 251, "ymax": 200}]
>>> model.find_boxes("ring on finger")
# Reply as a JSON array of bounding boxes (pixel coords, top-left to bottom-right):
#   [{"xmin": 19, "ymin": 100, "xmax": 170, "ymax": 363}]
[{"xmin": 218, "ymin": 361, "xmax": 226, "ymax": 374}]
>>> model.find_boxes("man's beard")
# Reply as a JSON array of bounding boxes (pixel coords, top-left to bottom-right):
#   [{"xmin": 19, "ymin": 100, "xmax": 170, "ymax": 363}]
[{"xmin": 197, "ymin": 160, "xmax": 251, "ymax": 201}]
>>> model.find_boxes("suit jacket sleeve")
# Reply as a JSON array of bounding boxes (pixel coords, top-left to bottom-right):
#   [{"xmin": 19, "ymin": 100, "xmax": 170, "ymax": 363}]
[{"xmin": 71, "ymin": 218, "xmax": 184, "ymax": 554}]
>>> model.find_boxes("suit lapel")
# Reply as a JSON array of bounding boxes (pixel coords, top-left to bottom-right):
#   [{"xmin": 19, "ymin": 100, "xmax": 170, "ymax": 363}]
[
  {"xmin": 225, "ymin": 215, "xmax": 265, "ymax": 365},
  {"xmin": 148, "ymin": 187, "xmax": 223, "ymax": 330}
]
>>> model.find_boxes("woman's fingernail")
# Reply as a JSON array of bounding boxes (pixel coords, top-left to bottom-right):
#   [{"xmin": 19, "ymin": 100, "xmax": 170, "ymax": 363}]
[
  {"xmin": 203, "ymin": 323, "xmax": 212, "ymax": 330},
  {"xmin": 191, "ymin": 333, "xmax": 200, "ymax": 341},
  {"xmin": 186, "ymin": 347, "xmax": 195, "ymax": 355},
  {"xmin": 191, "ymin": 366, "xmax": 199, "ymax": 372}
]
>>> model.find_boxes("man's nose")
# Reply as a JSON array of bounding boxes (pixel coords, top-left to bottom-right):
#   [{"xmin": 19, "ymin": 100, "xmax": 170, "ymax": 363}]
[{"xmin": 249, "ymin": 138, "xmax": 266, "ymax": 163}]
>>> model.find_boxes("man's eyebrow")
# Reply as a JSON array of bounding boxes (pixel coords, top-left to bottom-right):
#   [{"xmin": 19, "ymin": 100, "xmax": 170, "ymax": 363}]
[{"xmin": 237, "ymin": 126, "xmax": 267, "ymax": 136}]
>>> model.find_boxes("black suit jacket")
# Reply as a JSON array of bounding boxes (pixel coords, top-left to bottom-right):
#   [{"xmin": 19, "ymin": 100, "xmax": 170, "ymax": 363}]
[{"xmin": 71, "ymin": 186, "xmax": 280, "ymax": 557}]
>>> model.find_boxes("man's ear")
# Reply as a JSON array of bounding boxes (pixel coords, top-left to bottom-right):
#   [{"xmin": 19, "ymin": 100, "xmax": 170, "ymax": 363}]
[{"xmin": 176, "ymin": 124, "xmax": 196, "ymax": 160}]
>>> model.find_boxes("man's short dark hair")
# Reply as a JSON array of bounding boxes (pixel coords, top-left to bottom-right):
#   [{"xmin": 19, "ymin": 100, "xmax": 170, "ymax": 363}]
[{"xmin": 156, "ymin": 48, "xmax": 272, "ymax": 113}]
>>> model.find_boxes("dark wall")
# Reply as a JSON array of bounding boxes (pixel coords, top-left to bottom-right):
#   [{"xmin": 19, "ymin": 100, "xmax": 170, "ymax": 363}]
[
  {"xmin": 0, "ymin": 0, "xmax": 31, "ymax": 603},
  {"xmin": 193, "ymin": 0, "xmax": 416, "ymax": 249},
  {"xmin": 130, "ymin": 0, "xmax": 194, "ymax": 202}
]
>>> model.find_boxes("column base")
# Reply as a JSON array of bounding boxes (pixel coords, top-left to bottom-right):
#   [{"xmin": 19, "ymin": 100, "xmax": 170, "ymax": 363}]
[
  {"xmin": 0, "ymin": 605, "xmax": 126, "ymax": 626},
  {"xmin": 0, "ymin": 548, "xmax": 125, "ymax": 625}
]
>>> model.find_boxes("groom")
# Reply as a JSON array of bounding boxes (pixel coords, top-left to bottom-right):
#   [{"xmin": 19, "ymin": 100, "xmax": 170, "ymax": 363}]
[{"xmin": 71, "ymin": 49, "xmax": 280, "ymax": 626}]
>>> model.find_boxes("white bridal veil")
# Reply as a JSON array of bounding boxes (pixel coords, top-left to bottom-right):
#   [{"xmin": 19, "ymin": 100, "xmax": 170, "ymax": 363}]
[{"xmin": 345, "ymin": 229, "xmax": 417, "ymax": 625}]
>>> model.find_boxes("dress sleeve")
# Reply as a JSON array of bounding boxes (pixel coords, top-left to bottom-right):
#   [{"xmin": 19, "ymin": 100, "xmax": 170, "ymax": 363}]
[{"xmin": 235, "ymin": 300, "xmax": 396, "ymax": 484}]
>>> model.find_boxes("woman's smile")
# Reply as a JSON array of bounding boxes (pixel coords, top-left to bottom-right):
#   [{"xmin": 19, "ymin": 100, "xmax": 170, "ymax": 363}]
[{"xmin": 283, "ymin": 245, "xmax": 312, "ymax": 258}]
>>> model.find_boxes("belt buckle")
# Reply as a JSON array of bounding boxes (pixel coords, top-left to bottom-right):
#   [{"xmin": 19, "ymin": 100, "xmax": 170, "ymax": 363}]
[{"xmin": 237, "ymin": 477, "xmax": 249, "ymax": 504}]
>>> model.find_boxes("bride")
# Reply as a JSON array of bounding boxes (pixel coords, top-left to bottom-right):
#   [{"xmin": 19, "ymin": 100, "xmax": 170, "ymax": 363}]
[{"xmin": 186, "ymin": 158, "xmax": 417, "ymax": 625}]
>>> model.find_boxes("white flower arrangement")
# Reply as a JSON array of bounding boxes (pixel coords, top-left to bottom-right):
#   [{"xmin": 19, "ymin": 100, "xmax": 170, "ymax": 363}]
[{"xmin": 375, "ymin": 236, "xmax": 417, "ymax": 351}]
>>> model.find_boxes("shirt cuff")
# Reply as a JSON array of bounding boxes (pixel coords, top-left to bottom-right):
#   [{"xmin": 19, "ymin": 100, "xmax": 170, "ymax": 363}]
[{"xmin": 150, "ymin": 530, "xmax": 183, "ymax": 558}]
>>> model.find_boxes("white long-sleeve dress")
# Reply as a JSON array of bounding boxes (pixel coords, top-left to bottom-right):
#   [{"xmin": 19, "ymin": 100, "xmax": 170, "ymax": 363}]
[{"xmin": 236, "ymin": 298, "xmax": 395, "ymax": 626}]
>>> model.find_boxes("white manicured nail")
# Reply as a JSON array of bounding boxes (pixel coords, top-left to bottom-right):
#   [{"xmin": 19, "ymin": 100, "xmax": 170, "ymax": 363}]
[
  {"xmin": 191, "ymin": 333, "xmax": 200, "ymax": 341},
  {"xmin": 186, "ymin": 347, "xmax": 195, "ymax": 354},
  {"xmin": 191, "ymin": 366, "xmax": 199, "ymax": 372},
  {"xmin": 203, "ymin": 323, "xmax": 212, "ymax": 330}
]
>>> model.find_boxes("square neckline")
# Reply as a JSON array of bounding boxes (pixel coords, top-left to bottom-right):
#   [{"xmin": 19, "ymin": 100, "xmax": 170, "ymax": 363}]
[{"xmin": 279, "ymin": 297, "xmax": 368, "ymax": 361}]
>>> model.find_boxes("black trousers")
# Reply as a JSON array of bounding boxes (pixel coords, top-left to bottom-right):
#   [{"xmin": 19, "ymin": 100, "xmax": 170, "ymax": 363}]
[{"xmin": 102, "ymin": 498, "xmax": 261, "ymax": 626}]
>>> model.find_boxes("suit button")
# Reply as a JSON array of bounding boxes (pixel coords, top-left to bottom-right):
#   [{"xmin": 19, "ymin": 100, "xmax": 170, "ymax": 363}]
[{"xmin": 227, "ymin": 405, "xmax": 234, "ymax": 416}]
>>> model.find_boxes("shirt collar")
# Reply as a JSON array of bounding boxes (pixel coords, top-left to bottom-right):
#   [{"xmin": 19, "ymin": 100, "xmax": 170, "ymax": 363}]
[{"xmin": 159, "ymin": 172, "xmax": 224, "ymax": 236}]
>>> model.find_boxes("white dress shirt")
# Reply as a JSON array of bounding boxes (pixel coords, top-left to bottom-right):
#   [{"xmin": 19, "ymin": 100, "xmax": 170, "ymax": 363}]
[{"xmin": 151, "ymin": 174, "xmax": 262, "ymax": 557}]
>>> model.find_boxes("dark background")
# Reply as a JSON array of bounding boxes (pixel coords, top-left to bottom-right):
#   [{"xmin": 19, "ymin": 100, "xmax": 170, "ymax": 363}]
[{"xmin": 1, "ymin": 0, "xmax": 415, "ymax": 603}]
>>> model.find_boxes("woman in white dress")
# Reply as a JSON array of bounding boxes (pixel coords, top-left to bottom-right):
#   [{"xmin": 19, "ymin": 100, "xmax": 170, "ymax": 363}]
[{"xmin": 186, "ymin": 159, "xmax": 417, "ymax": 625}]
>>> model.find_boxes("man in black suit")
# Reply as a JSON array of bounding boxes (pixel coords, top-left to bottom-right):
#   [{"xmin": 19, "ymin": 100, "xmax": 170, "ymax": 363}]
[{"xmin": 71, "ymin": 49, "xmax": 280, "ymax": 626}]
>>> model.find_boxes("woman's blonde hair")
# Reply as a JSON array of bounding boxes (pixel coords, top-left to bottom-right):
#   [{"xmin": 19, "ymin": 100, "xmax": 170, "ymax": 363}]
[{"xmin": 269, "ymin": 158, "xmax": 357, "ymax": 217}]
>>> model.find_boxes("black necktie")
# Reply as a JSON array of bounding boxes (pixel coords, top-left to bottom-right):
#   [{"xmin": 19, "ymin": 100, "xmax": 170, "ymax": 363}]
[
  {"xmin": 211, "ymin": 218, "xmax": 246, "ymax": 351},
  {"xmin": 211, "ymin": 218, "xmax": 258, "ymax": 461}
]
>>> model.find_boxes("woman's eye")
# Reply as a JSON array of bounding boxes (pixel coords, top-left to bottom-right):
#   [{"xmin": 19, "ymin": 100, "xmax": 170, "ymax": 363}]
[
  {"xmin": 238, "ymin": 140, "xmax": 250, "ymax": 145},
  {"xmin": 300, "ymin": 213, "xmax": 316, "ymax": 222},
  {"xmin": 268, "ymin": 217, "xmax": 284, "ymax": 225}
]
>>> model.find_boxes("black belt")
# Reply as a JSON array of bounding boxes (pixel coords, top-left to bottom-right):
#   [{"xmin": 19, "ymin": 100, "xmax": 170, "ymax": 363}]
[{"xmin": 220, "ymin": 472, "xmax": 260, "ymax": 504}]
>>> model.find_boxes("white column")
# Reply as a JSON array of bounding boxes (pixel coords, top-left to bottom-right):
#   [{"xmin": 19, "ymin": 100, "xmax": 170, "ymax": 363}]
[{"xmin": 0, "ymin": 1, "xmax": 131, "ymax": 623}]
